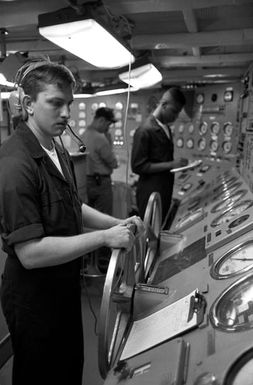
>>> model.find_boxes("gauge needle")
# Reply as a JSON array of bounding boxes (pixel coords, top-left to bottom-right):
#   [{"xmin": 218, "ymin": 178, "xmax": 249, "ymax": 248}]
[{"xmin": 232, "ymin": 258, "xmax": 253, "ymax": 261}]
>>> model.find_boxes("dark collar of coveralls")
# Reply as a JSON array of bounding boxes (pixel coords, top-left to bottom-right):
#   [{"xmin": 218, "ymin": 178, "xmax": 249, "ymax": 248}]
[{"xmin": 15, "ymin": 122, "xmax": 74, "ymax": 184}]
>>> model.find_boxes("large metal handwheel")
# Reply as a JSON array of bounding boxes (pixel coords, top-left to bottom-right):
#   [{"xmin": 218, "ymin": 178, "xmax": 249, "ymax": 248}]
[
  {"xmin": 143, "ymin": 192, "xmax": 162, "ymax": 280},
  {"xmin": 98, "ymin": 226, "xmax": 145, "ymax": 379}
]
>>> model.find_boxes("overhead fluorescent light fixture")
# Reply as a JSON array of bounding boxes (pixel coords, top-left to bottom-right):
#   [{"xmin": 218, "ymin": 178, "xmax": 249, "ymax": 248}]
[
  {"xmin": 119, "ymin": 62, "xmax": 162, "ymax": 89},
  {"xmin": 0, "ymin": 73, "xmax": 15, "ymax": 87},
  {"xmin": 95, "ymin": 83, "xmax": 138, "ymax": 96},
  {"xmin": 38, "ymin": 7, "xmax": 135, "ymax": 69}
]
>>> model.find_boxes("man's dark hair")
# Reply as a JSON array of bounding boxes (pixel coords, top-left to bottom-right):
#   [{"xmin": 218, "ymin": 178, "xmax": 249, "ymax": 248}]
[
  {"xmin": 161, "ymin": 87, "xmax": 186, "ymax": 106},
  {"xmin": 17, "ymin": 61, "xmax": 76, "ymax": 101}
]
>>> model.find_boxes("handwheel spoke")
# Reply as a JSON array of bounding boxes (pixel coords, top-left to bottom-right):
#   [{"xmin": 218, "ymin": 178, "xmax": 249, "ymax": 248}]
[{"xmin": 143, "ymin": 192, "xmax": 162, "ymax": 280}]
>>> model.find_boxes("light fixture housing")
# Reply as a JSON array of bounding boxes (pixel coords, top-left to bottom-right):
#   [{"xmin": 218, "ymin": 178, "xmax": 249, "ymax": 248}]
[
  {"xmin": 119, "ymin": 59, "xmax": 162, "ymax": 89},
  {"xmin": 95, "ymin": 82, "xmax": 138, "ymax": 96},
  {"xmin": 38, "ymin": 6, "xmax": 135, "ymax": 69}
]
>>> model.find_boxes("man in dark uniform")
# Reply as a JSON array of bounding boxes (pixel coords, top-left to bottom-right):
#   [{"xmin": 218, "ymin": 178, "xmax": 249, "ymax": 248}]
[
  {"xmin": 0, "ymin": 60, "xmax": 143, "ymax": 385},
  {"xmin": 131, "ymin": 87, "xmax": 188, "ymax": 223}
]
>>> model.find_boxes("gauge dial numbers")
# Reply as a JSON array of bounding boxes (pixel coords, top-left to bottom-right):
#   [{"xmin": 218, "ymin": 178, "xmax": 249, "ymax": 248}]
[{"xmin": 210, "ymin": 241, "xmax": 253, "ymax": 279}]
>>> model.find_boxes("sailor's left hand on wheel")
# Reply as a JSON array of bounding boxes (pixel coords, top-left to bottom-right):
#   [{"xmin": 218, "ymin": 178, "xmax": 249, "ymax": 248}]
[{"xmin": 122, "ymin": 215, "xmax": 145, "ymax": 238}]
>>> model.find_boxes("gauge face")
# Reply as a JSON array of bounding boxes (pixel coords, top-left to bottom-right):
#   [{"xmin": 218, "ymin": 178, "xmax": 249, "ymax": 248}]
[
  {"xmin": 211, "ymin": 190, "xmax": 247, "ymax": 213},
  {"xmin": 232, "ymin": 358, "xmax": 253, "ymax": 385},
  {"xmin": 176, "ymin": 138, "xmax": 184, "ymax": 148},
  {"xmin": 224, "ymin": 349, "xmax": 253, "ymax": 385},
  {"xmin": 224, "ymin": 89, "xmax": 233, "ymax": 102},
  {"xmin": 178, "ymin": 124, "xmax": 184, "ymax": 133},
  {"xmin": 186, "ymin": 138, "xmax": 194, "ymax": 149},
  {"xmin": 210, "ymin": 272, "xmax": 253, "ymax": 331},
  {"xmin": 175, "ymin": 209, "xmax": 203, "ymax": 230},
  {"xmin": 198, "ymin": 138, "xmax": 206, "ymax": 151},
  {"xmin": 196, "ymin": 93, "xmax": 204, "ymax": 104},
  {"xmin": 223, "ymin": 141, "xmax": 232, "ymax": 154},
  {"xmin": 199, "ymin": 121, "xmax": 208, "ymax": 135},
  {"xmin": 211, "ymin": 122, "xmax": 220, "ymax": 135},
  {"xmin": 188, "ymin": 124, "xmax": 194, "ymax": 133},
  {"xmin": 211, "ymin": 240, "xmax": 253, "ymax": 279},
  {"xmin": 210, "ymin": 140, "xmax": 218, "ymax": 152},
  {"xmin": 211, "ymin": 200, "xmax": 253, "ymax": 227},
  {"xmin": 224, "ymin": 122, "xmax": 233, "ymax": 136}
]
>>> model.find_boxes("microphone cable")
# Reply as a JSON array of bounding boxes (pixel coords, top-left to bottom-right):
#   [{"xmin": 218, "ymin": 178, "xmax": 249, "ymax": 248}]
[{"xmin": 66, "ymin": 123, "xmax": 87, "ymax": 153}]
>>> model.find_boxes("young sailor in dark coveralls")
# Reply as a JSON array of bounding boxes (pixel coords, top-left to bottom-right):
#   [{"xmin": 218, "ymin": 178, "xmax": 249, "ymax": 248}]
[{"xmin": 0, "ymin": 60, "xmax": 144, "ymax": 385}]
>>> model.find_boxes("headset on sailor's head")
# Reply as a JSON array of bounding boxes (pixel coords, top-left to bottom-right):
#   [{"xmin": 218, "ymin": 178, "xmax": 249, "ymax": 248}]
[{"xmin": 8, "ymin": 58, "xmax": 86, "ymax": 153}]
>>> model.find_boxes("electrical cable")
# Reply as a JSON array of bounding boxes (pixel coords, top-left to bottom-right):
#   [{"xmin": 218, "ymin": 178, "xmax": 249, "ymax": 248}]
[
  {"xmin": 122, "ymin": 58, "xmax": 132, "ymax": 185},
  {"xmin": 66, "ymin": 123, "xmax": 86, "ymax": 153}
]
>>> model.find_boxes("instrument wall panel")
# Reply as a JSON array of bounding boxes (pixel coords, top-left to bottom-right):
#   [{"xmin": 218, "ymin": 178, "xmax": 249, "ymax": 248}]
[
  {"xmin": 173, "ymin": 83, "xmax": 242, "ymax": 161},
  {"xmin": 69, "ymin": 90, "xmax": 195, "ymax": 184}
]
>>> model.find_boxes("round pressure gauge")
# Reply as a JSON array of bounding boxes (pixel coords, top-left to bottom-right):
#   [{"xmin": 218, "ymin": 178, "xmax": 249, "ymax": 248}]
[
  {"xmin": 186, "ymin": 138, "xmax": 194, "ymax": 149},
  {"xmin": 210, "ymin": 200, "xmax": 253, "ymax": 228},
  {"xmin": 210, "ymin": 140, "xmax": 219, "ymax": 152},
  {"xmin": 176, "ymin": 138, "xmax": 184, "ymax": 148},
  {"xmin": 211, "ymin": 189, "xmax": 247, "ymax": 213},
  {"xmin": 223, "ymin": 141, "xmax": 232, "ymax": 154},
  {"xmin": 199, "ymin": 121, "xmax": 208, "ymax": 135},
  {"xmin": 188, "ymin": 124, "xmax": 194, "ymax": 133},
  {"xmin": 198, "ymin": 138, "xmax": 206, "ymax": 151},
  {"xmin": 196, "ymin": 93, "xmax": 205, "ymax": 104},
  {"xmin": 210, "ymin": 271, "xmax": 253, "ymax": 331},
  {"xmin": 224, "ymin": 349, "xmax": 253, "ymax": 385},
  {"xmin": 224, "ymin": 122, "xmax": 233, "ymax": 136},
  {"xmin": 224, "ymin": 89, "xmax": 233, "ymax": 102},
  {"xmin": 178, "ymin": 124, "xmax": 184, "ymax": 133},
  {"xmin": 211, "ymin": 122, "xmax": 220, "ymax": 135},
  {"xmin": 210, "ymin": 240, "xmax": 253, "ymax": 279},
  {"xmin": 175, "ymin": 209, "xmax": 204, "ymax": 231}
]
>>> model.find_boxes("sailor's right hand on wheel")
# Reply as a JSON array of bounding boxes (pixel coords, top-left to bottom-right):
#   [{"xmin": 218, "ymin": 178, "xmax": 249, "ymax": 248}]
[{"xmin": 103, "ymin": 224, "xmax": 135, "ymax": 252}]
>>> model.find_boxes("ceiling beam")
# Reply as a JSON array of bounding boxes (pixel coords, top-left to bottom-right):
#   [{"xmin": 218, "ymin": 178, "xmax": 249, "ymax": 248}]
[
  {"xmin": 161, "ymin": 67, "xmax": 244, "ymax": 80},
  {"xmin": 132, "ymin": 29, "xmax": 253, "ymax": 49},
  {"xmin": 104, "ymin": 0, "xmax": 253, "ymax": 14},
  {"xmin": 182, "ymin": 8, "xmax": 200, "ymax": 57},
  {"xmin": 157, "ymin": 53, "xmax": 253, "ymax": 67}
]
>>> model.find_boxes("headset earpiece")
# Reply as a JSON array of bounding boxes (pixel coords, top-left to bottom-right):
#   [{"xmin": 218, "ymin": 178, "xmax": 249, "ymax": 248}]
[{"xmin": 8, "ymin": 87, "xmax": 28, "ymax": 121}]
